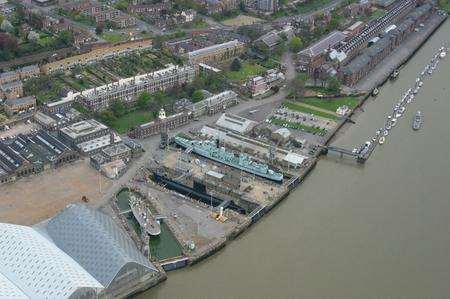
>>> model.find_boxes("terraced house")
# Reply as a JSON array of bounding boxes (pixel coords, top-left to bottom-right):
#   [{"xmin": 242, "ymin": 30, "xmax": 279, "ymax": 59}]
[{"xmin": 76, "ymin": 64, "xmax": 196, "ymax": 111}]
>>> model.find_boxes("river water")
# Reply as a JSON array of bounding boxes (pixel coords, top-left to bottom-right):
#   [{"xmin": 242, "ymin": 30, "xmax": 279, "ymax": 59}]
[{"xmin": 140, "ymin": 20, "xmax": 450, "ymax": 299}]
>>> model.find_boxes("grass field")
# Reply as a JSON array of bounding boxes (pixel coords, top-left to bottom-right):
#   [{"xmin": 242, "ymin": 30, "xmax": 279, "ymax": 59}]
[
  {"xmin": 301, "ymin": 97, "xmax": 360, "ymax": 112},
  {"xmin": 226, "ymin": 63, "xmax": 266, "ymax": 82},
  {"xmin": 221, "ymin": 15, "xmax": 263, "ymax": 26},
  {"xmin": 110, "ymin": 110, "xmax": 154, "ymax": 133},
  {"xmin": 439, "ymin": 1, "xmax": 450, "ymax": 10},
  {"xmin": 101, "ymin": 32, "xmax": 129, "ymax": 43},
  {"xmin": 295, "ymin": 0, "xmax": 332, "ymax": 13},
  {"xmin": 283, "ymin": 101, "xmax": 338, "ymax": 120},
  {"xmin": 270, "ymin": 117, "xmax": 327, "ymax": 135}
]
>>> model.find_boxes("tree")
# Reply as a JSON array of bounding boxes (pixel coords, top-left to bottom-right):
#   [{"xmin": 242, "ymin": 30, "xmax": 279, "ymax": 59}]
[
  {"xmin": 0, "ymin": 20, "xmax": 13, "ymax": 33},
  {"xmin": 153, "ymin": 90, "xmax": 167, "ymax": 107},
  {"xmin": 57, "ymin": 30, "xmax": 73, "ymax": 46},
  {"xmin": 27, "ymin": 31, "xmax": 40, "ymax": 43},
  {"xmin": 437, "ymin": 0, "xmax": 447, "ymax": 8},
  {"xmin": 191, "ymin": 90, "xmax": 204, "ymax": 103},
  {"xmin": 99, "ymin": 110, "xmax": 117, "ymax": 126},
  {"xmin": 136, "ymin": 91, "xmax": 151, "ymax": 110},
  {"xmin": 327, "ymin": 77, "xmax": 341, "ymax": 94},
  {"xmin": 289, "ymin": 74, "xmax": 307, "ymax": 98},
  {"xmin": 288, "ymin": 36, "xmax": 303, "ymax": 53},
  {"xmin": 110, "ymin": 100, "xmax": 126, "ymax": 117},
  {"xmin": 230, "ymin": 58, "xmax": 242, "ymax": 72},
  {"xmin": 95, "ymin": 24, "xmax": 104, "ymax": 35},
  {"xmin": 0, "ymin": 33, "xmax": 18, "ymax": 52}
]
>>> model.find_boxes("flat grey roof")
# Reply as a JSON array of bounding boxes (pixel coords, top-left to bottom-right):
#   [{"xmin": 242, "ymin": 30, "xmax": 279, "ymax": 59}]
[
  {"xmin": 60, "ymin": 119, "xmax": 108, "ymax": 140},
  {"xmin": 299, "ymin": 31, "xmax": 346, "ymax": 58}
]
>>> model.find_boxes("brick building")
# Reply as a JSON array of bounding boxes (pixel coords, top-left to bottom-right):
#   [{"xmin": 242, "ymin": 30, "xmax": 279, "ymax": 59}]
[
  {"xmin": 340, "ymin": 3, "xmax": 434, "ymax": 86},
  {"xmin": 129, "ymin": 111, "xmax": 191, "ymax": 139},
  {"xmin": 187, "ymin": 40, "xmax": 246, "ymax": 64},
  {"xmin": 297, "ymin": 31, "xmax": 347, "ymax": 75},
  {"xmin": 3, "ymin": 96, "xmax": 36, "ymax": 116}
]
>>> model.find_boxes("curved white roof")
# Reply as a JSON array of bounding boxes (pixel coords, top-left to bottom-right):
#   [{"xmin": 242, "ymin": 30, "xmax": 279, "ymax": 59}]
[
  {"xmin": 0, "ymin": 224, "xmax": 103, "ymax": 299},
  {"xmin": 0, "ymin": 272, "xmax": 27, "ymax": 299},
  {"xmin": 45, "ymin": 204, "xmax": 157, "ymax": 287}
]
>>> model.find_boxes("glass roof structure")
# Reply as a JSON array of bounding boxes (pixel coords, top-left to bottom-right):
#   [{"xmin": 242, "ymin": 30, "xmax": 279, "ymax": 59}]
[
  {"xmin": 0, "ymin": 204, "xmax": 158, "ymax": 298},
  {"xmin": 0, "ymin": 224, "xmax": 103, "ymax": 299},
  {"xmin": 45, "ymin": 204, "xmax": 157, "ymax": 287}
]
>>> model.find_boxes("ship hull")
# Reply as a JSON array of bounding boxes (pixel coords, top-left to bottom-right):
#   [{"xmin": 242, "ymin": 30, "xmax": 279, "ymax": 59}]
[
  {"xmin": 130, "ymin": 203, "xmax": 161, "ymax": 236},
  {"xmin": 175, "ymin": 139, "xmax": 283, "ymax": 182}
]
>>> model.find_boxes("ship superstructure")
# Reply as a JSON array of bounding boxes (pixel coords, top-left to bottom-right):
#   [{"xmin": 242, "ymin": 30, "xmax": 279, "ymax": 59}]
[
  {"xmin": 174, "ymin": 136, "xmax": 283, "ymax": 182},
  {"xmin": 129, "ymin": 195, "xmax": 161, "ymax": 236}
]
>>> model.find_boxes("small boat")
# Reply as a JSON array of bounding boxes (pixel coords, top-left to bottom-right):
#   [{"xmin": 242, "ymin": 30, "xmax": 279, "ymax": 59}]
[
  {"xmin": 391, "ymin": 118, "xmax": 397, "ymax": 127},
  {"xmin": 418, "ymin": 81, "xmax": 423, "ymax": 87},
  {"xmin": 412, "ymin": 111, "xmax": 423, "ymax": 130},
  {"xmin": 395, "ymin": 113, "xmax": 402, "ymax": 118},
  {"xmin": 383, "ymin": 130, "xmax": 389, "ymax": 136},
  {"xmin": 399, "ymin": 106, "xmax": 406, "ymax": 113},
  {"xmin": 390, "ymin": 69, "xmax": 399, "ymax": 80},
  {"xmin": 413, "ymin": 88, "xmax": 419, "ymax": 94},
  {"xmin": 386, "ymin": 124, "xmax": 392, "ymax": 130},
  {"xmin": 372, "ymin": 88, "xmax": 379, "ymax": 96},
  {"xmin": 379, "ymin": 136, "xmax": 386, "ymax": 145},
  {"xmin": 440, "ymin": 51, "xmax": 447, "ymax": 58}
]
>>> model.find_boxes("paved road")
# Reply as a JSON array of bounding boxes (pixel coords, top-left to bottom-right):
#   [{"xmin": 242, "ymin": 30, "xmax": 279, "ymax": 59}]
[
  {"xmin": 273, "ymin": 0, "xmax": 345, "ymax": 25},
  {"xmin": 95, "ymin": 52, "xmax": 296, "ymax": 207}
]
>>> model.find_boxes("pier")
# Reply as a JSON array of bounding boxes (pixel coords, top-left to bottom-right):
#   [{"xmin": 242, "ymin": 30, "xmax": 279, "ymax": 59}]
[{"xmin": 321, "ymin": 143, "xmax": 377, "ymax": 164}]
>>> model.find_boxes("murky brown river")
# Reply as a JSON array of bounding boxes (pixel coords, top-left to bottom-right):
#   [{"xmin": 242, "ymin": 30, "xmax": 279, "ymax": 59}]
[{"xmin": 140, "ymin": 20, "xmax": 450, "ymax": 299}]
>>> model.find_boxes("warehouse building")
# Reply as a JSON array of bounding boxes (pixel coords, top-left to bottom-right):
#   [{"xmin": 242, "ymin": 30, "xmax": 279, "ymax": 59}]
[
  {"xmin": 340, "ymin": 3, "xmax": 434, "ymax": 86},
  {"xmin": 0, "ymin": 130, "xmax": 78, "ymax": 184}
]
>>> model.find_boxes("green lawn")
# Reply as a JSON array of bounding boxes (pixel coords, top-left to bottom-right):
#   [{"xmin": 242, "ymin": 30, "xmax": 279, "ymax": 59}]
[
  {"xmin": 439, "ymin": 1, "xmax": 450, "ymax": 10},
  {"xmin": 101, "ymin": 32, "xmax": 129, "ymax": 43},
  {"xmin": 282, "ymin": 101, "xmax": 338, "ymax": 120},
  {"xmin": 295, "ymin": 0, "xmax": 332, "ymax": 13},
  {"xmin": 110, "ymin": 110, "xmax": 155, "ymax": 133},
  {"xmin": 301, "ymin": 97, "xmax": 360, "ymax": 112},
  {"xmin": 270, "ymin": 117, "xmax": 327, "ymax": 135},
  {"xmin": 226, "ymin": 63, "xmax": 266, "ymax": 82},
  {"xmin": 37, "ymin": 36, "xmax": 56, "ymax": 47},
  {"xmin": 182, "ymin": 20, "xmax": 209, "ymax": 29}
]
